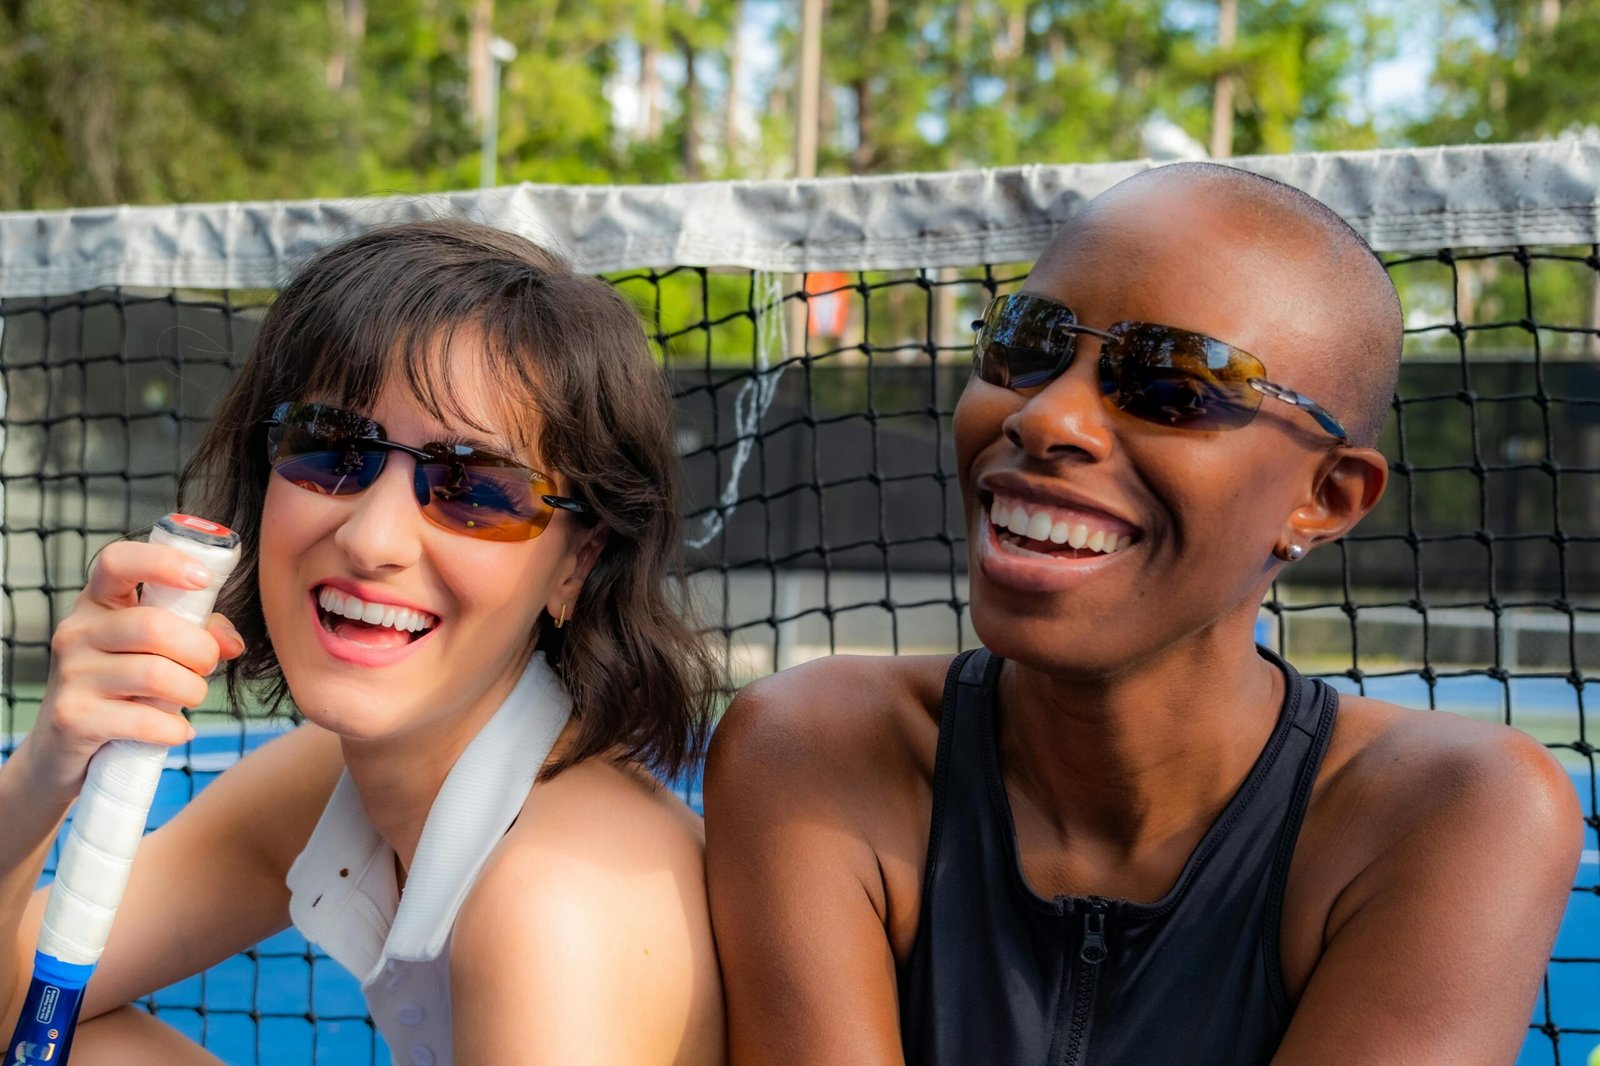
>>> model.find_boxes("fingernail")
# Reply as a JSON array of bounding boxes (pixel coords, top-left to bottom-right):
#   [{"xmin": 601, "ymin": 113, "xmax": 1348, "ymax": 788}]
[{"xmin": 185, "ymin": 563, "xmax": 213, "ymax": 587}]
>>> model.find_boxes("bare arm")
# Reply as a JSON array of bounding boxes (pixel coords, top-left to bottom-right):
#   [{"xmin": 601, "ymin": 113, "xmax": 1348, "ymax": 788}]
[
  {"xmin": 27, "ymin": 722, "xmax": 344, "ymax": 1020},
  {"xmin": 1272, "ymin": 728, "xmax": 1581, "ymax": 1065},
  {"xmin": 705, "ymin": 676, "xmax": 910, "ymax": 1066}
]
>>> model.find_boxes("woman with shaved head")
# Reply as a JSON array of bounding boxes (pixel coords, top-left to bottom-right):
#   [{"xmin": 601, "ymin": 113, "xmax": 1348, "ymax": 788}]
[{"xmin": 706, "ymin": 164, "xmax": 1580, "ymax": 1066}]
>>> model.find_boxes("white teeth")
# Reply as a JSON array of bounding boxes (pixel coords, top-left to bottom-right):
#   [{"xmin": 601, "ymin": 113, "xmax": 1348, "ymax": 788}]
[
  {"xmin": 316, "ymin": 587, "xmax": 435, "ymax": 633},
  {"xmin": 987, "ymin": 496, "xmax": 1133, "ymax": 556}
]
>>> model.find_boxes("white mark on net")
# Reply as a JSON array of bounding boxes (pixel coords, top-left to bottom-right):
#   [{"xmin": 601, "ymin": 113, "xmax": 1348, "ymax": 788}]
[{"xmin": 685, "ymin": 270, "xmax": 787, "ymax": 550}]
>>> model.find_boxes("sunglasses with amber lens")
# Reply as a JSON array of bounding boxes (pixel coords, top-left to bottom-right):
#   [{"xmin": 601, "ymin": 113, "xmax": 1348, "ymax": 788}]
[
  {"xmin": 972, "ymin": 293, "xmax": 1348, "ymax": 442},
  {"xmin": 264, "ymin": 401, "xmax": 593, "ymax": 542}
]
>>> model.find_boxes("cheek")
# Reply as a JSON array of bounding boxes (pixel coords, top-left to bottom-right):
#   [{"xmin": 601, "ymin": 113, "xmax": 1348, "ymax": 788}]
[
  {"xmin": 440, "ymin": 530, "xmax": 572, "ymax": 620},
  {"xmin": 953, "ymin": 382, "xmax": 1014, "ymax": 478}
]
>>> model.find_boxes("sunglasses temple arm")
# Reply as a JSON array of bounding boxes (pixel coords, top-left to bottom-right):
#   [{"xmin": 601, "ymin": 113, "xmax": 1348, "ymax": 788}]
[
  {"xmin": 542, "ymin": 494, "xmax": 593, "ymax": 516},
  {"xmin": 1250, "ymin": 379, "xmax": 1350, "ymax": 443}
]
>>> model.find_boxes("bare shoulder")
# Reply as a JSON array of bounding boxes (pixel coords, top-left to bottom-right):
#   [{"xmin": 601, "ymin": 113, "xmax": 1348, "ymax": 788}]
[
  {"xmin": 1318, "ymin": 693, "xmax": 1579, "ymax": 840},
  {"xmin": 1276, "ymin": 694, "xmax": 1583, "ymax": 1057},
  {"xmin": 1281, "ymin": 693, "xmax": 1582, "ymax": 1004},
  {"xmin": 452, "ymin": 757, "xmax": 724, "ymax": 1063},
  {"xmin": 707, "ymin": 653, "xmax": 952, "ymax": 807}
]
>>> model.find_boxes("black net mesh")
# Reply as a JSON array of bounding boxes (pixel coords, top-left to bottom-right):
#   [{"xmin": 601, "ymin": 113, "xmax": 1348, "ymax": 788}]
[{"xmin": 0, "ymin": 245, "xmax": 1595, "ymax": 1064}]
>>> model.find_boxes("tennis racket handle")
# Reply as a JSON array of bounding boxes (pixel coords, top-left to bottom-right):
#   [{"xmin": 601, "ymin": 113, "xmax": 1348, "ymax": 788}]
[
  {"xmin": 8, "ymin": 953, "xmax": 92, "ymax": 1065},
  {"xmin": 36, "ymin": 515, "xmax": 241, "ymax": 967}
]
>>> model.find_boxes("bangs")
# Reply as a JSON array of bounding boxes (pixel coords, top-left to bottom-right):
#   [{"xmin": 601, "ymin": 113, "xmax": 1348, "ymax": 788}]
[
  {"xmin": 274, "ymin": 235, "xmax": 562, "ymax": 456},
  {"xmin": 300, "ymin": 317, "xmax": 546, "ymax": 455}
]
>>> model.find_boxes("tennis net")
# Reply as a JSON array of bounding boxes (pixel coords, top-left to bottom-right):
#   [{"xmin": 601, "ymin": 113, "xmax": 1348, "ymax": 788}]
[{"xmin": 1, "ymin": 141, "xmax": 1596, "ymax": 1064}]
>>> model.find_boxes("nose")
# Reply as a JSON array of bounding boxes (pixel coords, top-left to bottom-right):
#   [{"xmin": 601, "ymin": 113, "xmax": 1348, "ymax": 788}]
[
  {"xmin": 1003, "ymin": 339, "xmax": 1116, "ymax": 463},
  {"xmin": 332, "ymin": 454, "xmax": 425, "ymax": 573}
]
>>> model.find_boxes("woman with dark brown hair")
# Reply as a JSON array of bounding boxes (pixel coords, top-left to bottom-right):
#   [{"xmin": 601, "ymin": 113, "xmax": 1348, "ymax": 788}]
[{"xmin": 0, "ymin": 221, "xmax": 727, "ymax": 1064}]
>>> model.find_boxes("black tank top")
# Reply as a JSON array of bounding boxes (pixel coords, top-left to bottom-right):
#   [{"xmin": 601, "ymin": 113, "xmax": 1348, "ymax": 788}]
[{"xmin": 897, "ymin": 647, "xmax": 1338, "ymax": 1066}]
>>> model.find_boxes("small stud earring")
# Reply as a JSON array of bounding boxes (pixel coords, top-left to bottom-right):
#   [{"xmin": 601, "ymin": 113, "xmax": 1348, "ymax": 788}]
[
  {"xmin": 1280, "ymin": 543, "xmax": 1306, "ymax": 562},
  {"xmin": 554, "ymin": 604, "xmax": 568, "ymax": 629}
]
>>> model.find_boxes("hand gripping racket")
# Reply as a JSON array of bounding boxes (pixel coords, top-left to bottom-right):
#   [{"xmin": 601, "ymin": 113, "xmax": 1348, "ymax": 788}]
[{"xmin": 8, "ymin": 514, "xmax": 240, "ymax": 1066}]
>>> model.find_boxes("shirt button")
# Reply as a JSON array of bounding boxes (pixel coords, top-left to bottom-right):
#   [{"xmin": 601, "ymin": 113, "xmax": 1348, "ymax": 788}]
[
  {"xmin": 397, "ymin": 1005, "xmax": 424, "ymax": 1026},
  {"xmin": 409, "ymin": 1046, "xmax": 435, "ymax": 1066}
]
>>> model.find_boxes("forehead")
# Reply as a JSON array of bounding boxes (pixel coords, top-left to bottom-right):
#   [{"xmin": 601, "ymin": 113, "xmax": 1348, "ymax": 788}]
[
  {"xmin": 1025, "ymin": 188, "xmax": 1337, "ymax": 379},
  {"xmin": 356, "ymin": 326, "xmax": 543, "ymax": 455}
]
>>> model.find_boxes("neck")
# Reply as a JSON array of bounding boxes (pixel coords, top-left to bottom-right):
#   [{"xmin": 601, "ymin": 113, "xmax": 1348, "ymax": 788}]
[
  {"xmin": 996, "ymin": 619, "xmax": 1284, "ymax": 867},
  {"xmin": 339, "ymin": 659, "xmax": 529, "ymax": 875}
]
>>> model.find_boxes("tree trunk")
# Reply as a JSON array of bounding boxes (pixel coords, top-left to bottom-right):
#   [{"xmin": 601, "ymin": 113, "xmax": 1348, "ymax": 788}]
[
  {"xmin": 849, "ymin": 0, "xmax": 885, "ymax": 173},
  {"xmin": 468, "ymin": 0, "xmax": 493, "ymax": 127},
  {"xmin": 951, "ymin": 0, "xmax": 974, "ymax": 109},
  {"xmin": 323, "ymin": 0, "xmax": 365, "ymax": 93},
  {"xmin": 723, "ymin": 0, "xmax": 746, "ymax": 170},
  {"xmin": 677, "ymin": 0, "xmax": 704, "ymax": 178},
  {"xmin": 1210, "ymin": 0, "xmax": 1237, "ymax": 158},
  {"xmin": 640, "ymin": 0, "xmax": 664, "ymax": 139}
]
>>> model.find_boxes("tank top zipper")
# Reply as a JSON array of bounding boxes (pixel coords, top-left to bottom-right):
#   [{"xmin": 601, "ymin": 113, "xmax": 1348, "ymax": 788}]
[{"xmin": 1059, "ymin": 899, "xmax": 1108, "ymax": 1066}]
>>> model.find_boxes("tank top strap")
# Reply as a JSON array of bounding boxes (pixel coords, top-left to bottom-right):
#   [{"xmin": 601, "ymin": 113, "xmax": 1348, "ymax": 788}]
[
  {"xmin": 922, "ymin": 648, "xmax": 999, "ymax": 890},
  {"xmin": 1260, "ymin": 648, "xmax": 1340, "ymax": 1010}
]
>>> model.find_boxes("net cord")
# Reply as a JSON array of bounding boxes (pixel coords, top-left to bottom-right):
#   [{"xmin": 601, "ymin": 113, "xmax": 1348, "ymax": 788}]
[{"xmin": 3, "ymin": 141, "xmax": 1599, "ymax": 298}]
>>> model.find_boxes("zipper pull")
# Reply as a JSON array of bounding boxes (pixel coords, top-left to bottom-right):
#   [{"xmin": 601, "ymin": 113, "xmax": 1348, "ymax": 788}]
[{"xmin": 1079, "ymin": 905, "xmax": 1108, "ymax": 964}]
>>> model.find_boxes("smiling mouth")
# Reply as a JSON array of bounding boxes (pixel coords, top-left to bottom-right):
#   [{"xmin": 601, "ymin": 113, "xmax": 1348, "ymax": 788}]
[
  {"xmin": 985, "ymin": 492, "xmax": 1138, "ymax": 560},
  {"xmin": 315, "ymin": 586, "xmax": 438, "ymax": 647}
]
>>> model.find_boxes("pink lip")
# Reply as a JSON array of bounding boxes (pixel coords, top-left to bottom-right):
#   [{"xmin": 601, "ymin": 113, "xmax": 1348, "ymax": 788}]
[
  {"xmin": 314, "ymin": 577, "xmax": 438, "ymax": 620},
  {"xmin": 975, "ymin": 513, "xmax": 1134, "ymax": 593},
  {"xmin": 306, "ymin": 587, "xmax": 438, "ymax": 668}
]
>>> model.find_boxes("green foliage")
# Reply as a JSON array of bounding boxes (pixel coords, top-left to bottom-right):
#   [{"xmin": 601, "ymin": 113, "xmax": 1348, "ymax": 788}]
[{"xmin": 1, "ymin": 0, "xmax": 1411, "ymax": 210}]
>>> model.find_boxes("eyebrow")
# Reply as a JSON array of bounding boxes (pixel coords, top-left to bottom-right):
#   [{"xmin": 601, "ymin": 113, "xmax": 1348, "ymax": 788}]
[{"xmin": 440, "ymin": 431, "xmax": 524, "ymax": 459}]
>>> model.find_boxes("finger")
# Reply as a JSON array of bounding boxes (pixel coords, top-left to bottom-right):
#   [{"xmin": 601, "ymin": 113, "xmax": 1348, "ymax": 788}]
[
  {"xmin": 47, "ymin": 692, "xmax": 197, "ymax": 752},
  {"xmin": 205, "ymin": 613, "xmax": 246, "ymax": 661},
  {"xmin": 90, "ymin": 608, "xmax": 225, "ymax": 678},
  {"xmin": 78, "ymin": 699, "xmax": 197, "ymax": 749},
  {"xmin": 83, "ymin": 541, "xmax": 213, "ymax": 610},
  {"xmin": 92, "ymin": 653, "xmax": 214, "ymax": 712}
]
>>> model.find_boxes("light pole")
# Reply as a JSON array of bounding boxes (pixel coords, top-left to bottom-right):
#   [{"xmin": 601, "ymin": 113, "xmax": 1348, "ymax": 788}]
[{"xmin": 480, "ymin": 36, "xmax": 518, "ymax": 188}]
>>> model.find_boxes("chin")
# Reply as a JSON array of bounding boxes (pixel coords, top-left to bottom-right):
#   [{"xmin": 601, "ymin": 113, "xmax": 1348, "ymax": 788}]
[
  {"xmin": 968, "ymin": 596, "xmax": 1144, "ymax": 680},
  {"xmin": 279, "ymin": 671, "xmax": 412, "ymax": 741}
]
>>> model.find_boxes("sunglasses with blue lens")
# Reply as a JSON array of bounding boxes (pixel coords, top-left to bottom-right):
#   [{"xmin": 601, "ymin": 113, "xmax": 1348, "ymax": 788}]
[{"xmin": 264, "ymin": 401, "xmax": 593, "ymax": 541}]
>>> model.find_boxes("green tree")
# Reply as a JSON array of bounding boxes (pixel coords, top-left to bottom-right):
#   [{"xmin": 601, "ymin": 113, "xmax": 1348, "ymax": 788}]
[
  {"xmin": 0, "ymin": 0, "xmax": 348, "ymax": 209},
  {"xmin": 1417, "ymin": 0, "xmax": 1600, "ymax": 144}
]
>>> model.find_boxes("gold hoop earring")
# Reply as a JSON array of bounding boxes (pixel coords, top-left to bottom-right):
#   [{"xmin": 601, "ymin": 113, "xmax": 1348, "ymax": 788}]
[{"xmin": 554, "ymin": 603, "xmax": 568, "ymax": 629}]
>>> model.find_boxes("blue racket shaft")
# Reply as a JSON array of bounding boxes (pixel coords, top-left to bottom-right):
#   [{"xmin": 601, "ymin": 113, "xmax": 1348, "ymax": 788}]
[{"xmin": 8, "ymin": 515, "xmax": 240, "ymax": 1065}]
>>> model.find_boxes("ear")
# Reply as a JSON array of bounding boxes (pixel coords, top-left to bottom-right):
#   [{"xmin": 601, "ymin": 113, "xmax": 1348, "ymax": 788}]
[
  {"xmin": 545, "ymin": 522, "xmax": 611, "ymax": 617},
  {"xmin": 1284, "ymin": 446, "xmax": 1388, "ymax": 552}
]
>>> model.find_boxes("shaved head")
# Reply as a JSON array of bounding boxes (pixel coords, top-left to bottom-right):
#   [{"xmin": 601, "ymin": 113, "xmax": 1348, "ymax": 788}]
[{"xmin": 1036, "ymin": 162, "xmax": 1404, "ymax": 445}]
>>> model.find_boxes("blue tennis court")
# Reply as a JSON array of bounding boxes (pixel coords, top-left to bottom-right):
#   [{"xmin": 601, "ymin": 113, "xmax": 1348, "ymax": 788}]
[{"xmin": 55, "ymin": 708, "xmax": 1583, "ymax": 1066}]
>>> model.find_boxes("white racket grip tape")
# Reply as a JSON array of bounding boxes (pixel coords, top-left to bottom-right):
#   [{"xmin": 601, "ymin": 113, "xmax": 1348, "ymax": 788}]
[{"xmin": 37, "ymin": 515, "xmax": 240, "ymax": 966}]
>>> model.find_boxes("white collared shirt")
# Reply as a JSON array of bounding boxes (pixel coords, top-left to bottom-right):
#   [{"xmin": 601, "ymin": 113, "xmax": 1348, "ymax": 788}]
[{"xmin": 286, "ymin": 654, "xmax": 570, "ymax": 1066}]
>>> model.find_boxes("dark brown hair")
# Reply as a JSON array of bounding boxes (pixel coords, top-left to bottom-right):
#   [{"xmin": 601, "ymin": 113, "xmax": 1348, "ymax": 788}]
[{"xmin": 180, "ymin": 219, "xmax": 718, "ymax": 778}]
